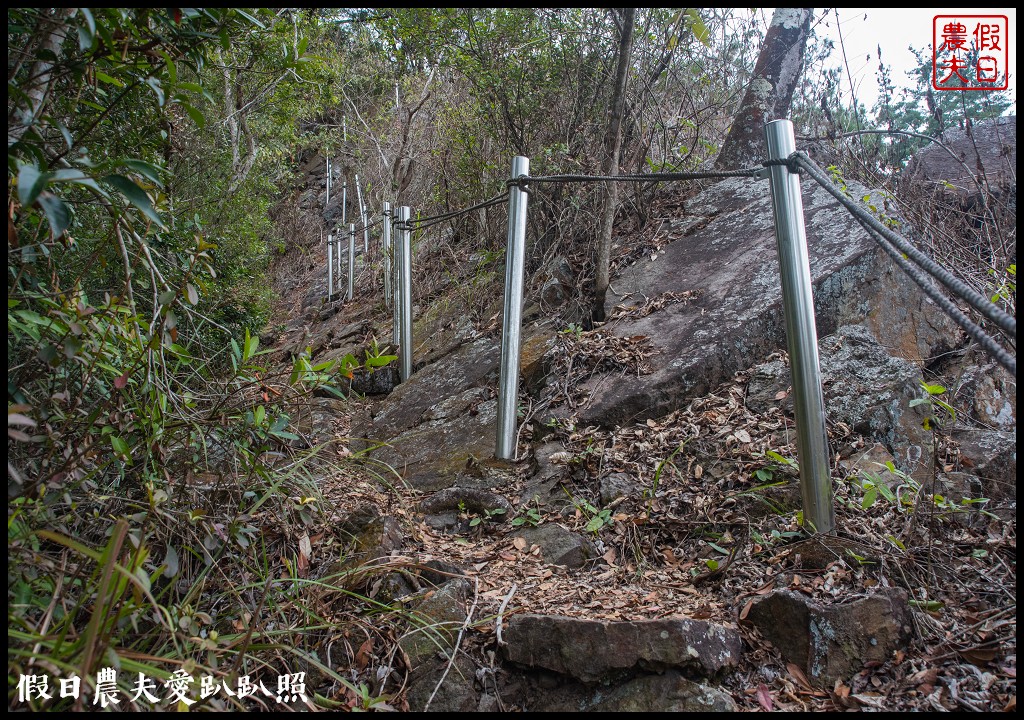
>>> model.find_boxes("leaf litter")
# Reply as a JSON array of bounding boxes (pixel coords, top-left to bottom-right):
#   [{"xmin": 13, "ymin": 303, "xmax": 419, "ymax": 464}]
[{"xmin": 310, "ymin": 337, "xmax": 1015, "ymax": 711}]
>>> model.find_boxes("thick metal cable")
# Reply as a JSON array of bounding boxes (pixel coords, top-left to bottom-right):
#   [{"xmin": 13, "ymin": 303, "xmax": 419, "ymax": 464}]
[
  {"xmin": 333, "ymin": 213, "xmax": 384, "ymax": 237},
  {"xmin": 513, "ymin": 166, "xmax": 762, "ymax": 185},
  {"xmin": 791, "ymin": 151, "xmax": 1016, "ymax": 339},
  {"xmin": 389, "ymin": 166, "xmax": 761, "ymax": 233},
  {"xmin": 400, "ymin": 193, "xmax": 509, "ymax": 232},
  {"xmin": 861, "ymin": 221, "xmax": 1016, "ymax": 375},
  {"xmin": 788, "ymin": 152, "xmax": 1014, "ymax": 375}
]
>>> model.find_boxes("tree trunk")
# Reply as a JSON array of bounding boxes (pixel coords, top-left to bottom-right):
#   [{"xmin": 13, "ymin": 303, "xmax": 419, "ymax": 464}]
[
  {"xmin": 7, "ymin": 9, "xmax": 72, "ymax": 146},
  {"xmin": 593, "ymin": 8, "xmax": 636, "ymax": 324},
  {"xmin": 714, "ymin": 8, "xmax": 813, "ymax": 170}
]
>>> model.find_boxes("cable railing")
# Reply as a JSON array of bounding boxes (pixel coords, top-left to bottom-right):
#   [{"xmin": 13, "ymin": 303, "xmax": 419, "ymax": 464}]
[{"xmin": 316, "ymin": 119, "xmax": 1016, "ymax": 537}]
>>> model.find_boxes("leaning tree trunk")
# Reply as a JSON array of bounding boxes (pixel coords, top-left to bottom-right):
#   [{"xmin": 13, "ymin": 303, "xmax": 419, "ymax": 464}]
[
  {"xmin": 593, "ymin": 7, "xmax": 636, "ymax": 324},
  {"xmin": 714, "ymin": 8, "xmax": 813, "ymax": 170}
]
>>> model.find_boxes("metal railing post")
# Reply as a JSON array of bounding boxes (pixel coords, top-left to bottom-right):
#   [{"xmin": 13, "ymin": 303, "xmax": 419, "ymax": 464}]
[
  {"xmin": 355, "ymin": 174, "xmax": 369, "ymax": 255},
  {"xmin": 764, "ymin": 119, "xmax": 834, "ymax": 535},
  {"xmin": 347, "ymin": 223, "xmax": 355, "ymax": 302},
  {"xmin": 390, "ymin": 209, "xmax": 400, "ymax": 346},
  {"xmin": 495, "ymin": 156, "xmax": 530, "ymax": 460},
  {"xmin": 341, "ymin": 178, "xmax": 348, "ymax": 226},
  {"xmin": 382, "ymin": 202, "xmax": 393, "ymax": 309},
  {"xmin": 327, "ymin": 233, "xmax": 334, "ymax": 298},
  {"xmin": 339, "ymin": 179, "xmax": 347, "ymax": 280},
  {"xmin": 326, "ymin": 157, "xmax": 331, "ymax": 205},
  {"xmin": 397, "ymin": 207, "xmax": 413, "ymax": 381}
]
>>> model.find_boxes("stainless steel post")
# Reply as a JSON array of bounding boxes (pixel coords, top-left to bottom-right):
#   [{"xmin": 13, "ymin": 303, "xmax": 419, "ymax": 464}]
[
  {"xmin": 339, "ymin": 179, "xmax": 347, "ymax": 280},
  {"xmin": 326, "ymin": 157, "xmax": 331, "ymax": 205},
  {"xmin": 357, "ymin": 177, "xmax": 370, "ymax": 255},
  {"xmin": 347, "ymin": 223, "xmax": 355, "ymax": 302},
  {"xmin": 397, "ymin": 207, "xmax": 413, "ymax": 381},
  {"xmin": 764, "ymin": 119, "xmax": 834, "ymax": 534},
  {"xmin": 495, "ymin": 156, "xmax": 530, "ymax": 460},
  {"xmin": 382, "ymin": 202, "xmax": 393, "ymax": 309},
  {"xmin": 327, "ymin": 233, "xmax": 334, "ymax": 298},
  {"xmin": 341, "ymin": 179, "xmax": 348, "ymax": 226},
  {"xmin": 390, "ymin": 208, "xmax": 400, "ymax": 346}
]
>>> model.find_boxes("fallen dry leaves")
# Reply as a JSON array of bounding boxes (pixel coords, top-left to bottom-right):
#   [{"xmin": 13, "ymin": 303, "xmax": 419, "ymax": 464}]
[{"xmin": 308, "ymin": 323, "xmax": 1015, "ymax": 711}]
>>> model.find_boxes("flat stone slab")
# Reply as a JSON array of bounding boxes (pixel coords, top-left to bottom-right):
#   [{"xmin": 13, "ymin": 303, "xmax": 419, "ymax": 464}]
[
  {"xmin": 502, "ymin": 614, "xmax": 742, "ymax": 682},
  {"xmin": 372, "ymin": 337, "xmax": 500, "ymax": 439},
  {"xmin": 576, "ymin": 176, "xmax": 956, "ymax": 427},
  {"xmin": 372, "ymin": 399, "xmax": 498, "ymax": 491}
]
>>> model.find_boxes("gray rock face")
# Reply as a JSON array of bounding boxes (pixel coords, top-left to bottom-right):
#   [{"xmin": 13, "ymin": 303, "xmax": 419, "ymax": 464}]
[
  {"xmin": 372, "ymin": 337, "xmax": 500, "ymax": 439},
  {"xmin": 365, "ymin": 338, "xmax": 503, "ymax": 489},
  {"xmin": 576, "ymin": 175, "xmax": 956, "ymax": 428},
  {"xmin": 519, "ymin": 442, "xmax": 575, "ymax": 512},
  {"xmin": 933, "ymin": 471, "xmax": 984, "ymax": 503},
  {"xmin": 905, "ymin": 115, "xmax": 1016, "ymax": 194},
  {"xmin": 951, "ymin": 427, "xmax": 1017, "ymax": 502},
  {"xmin": 539, "ymin": 255, "xmax": 574, "ymax": 308},
  {"xmin": 840, "ymin": 443, "xmax": 904, "ymax": 488},
  {"xmin": 349, "ymin": 365, "xmax": 399, "ymax": 396},
  {"xmin": 956, "ymin": 360, "xmax": 1017, "ymax": 430},
  {"xmin": 502, "ymin": 614, "xmax": 742, "ymax": 682},
  {"xmin": 746, "ymin": 325, "xmax": 933, "ymax": 480},
  {"xmin": 511, "ymin": 524, "xmax": 598, "ymax": 568},
  {"xmin": 399, "ymin": 579, "xmax": 479, "ymax": 712},
  {"xmin": 371, "ymin": 399, "xmax": 498, "ymax": 490},
  {"xmin": 400, "ymin": 579, "xmax": 471, "ymax": 667},
  {"xmin": 419, "ymin": 487, "xmax": 512, "ymax": 519},
  {"xmin": 745, "ymin": 588, "xmax": 913, "ymax": 687}
]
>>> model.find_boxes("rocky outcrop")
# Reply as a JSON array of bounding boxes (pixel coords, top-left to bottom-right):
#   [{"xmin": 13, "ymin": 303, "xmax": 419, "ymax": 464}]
[
  {"xmin": 574, "ymin": 175, "xmax": 957, "ymax": 429},
  {"xmin": 954, "ymin": 359, "xmax": 1016, "ymax": 430},
  {"xmin": 400, "ymin": 579, "xmax": 479, "ymax": 712},
  {"xmin": 366, "ymin": 325, "xmax": 553, "ymax": 490},
  {"xmin": 527, "ymin": 671, "xmax": 737, "ymax": 712},
  {"xmin": 746, "ymin": 324, "xmax": 934, "ymax": 481},
  {"xmin": 904, "ymin": 116, "xmax": 1016, "ymax": 195},
  {"xmin": 951, "ymin": 426, "xmax": 1017, "ymax": 502}
]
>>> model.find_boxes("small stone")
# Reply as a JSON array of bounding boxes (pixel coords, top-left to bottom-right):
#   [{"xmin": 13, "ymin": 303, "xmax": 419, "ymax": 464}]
[
  {"xmin": 600, "ymin": 472, "xmax": 637, "ymax": 506},
  {"xmin": 510, "ymin": 524, "xmax": 597, "ymax": 568}
]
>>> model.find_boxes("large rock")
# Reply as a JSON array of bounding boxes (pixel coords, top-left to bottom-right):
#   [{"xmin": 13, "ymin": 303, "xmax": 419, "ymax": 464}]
[
  {"xmin": 904, "ymin": 116, "xmax": 1016, "ymax": 194},
  {"xmin": 399, "ymin": 579, "xmax": 480, "ymax": 712},
  {"xmin": 951, "ymin": 427, "xmax": 1016, "ymax": 502},
  {"xmin": 745, "ymin": 588, "xmax": 913, "ymax": 687},
  {"xmin": 372, "ymin": 399, "xmax": 499, "ymax": 490},
  {"xmin": 366, "ymin": 338, "xmax": 500, "ymax": 488},
  {"xmin": 502, "ymin": 615, "xmax": 742, "ymax": 682},
  {"xmin": 746, "ymin": 325, "xmax": 934, "ymax": 481},
  {"xmin": 600, "ymin": 472, "xmax": 638, "ymax": 506},
  {"xmin": 518, "ymin": 442, "xmax": 576, "ymax": 512},
  {"xmin": 372, "ymin": 337, "xmax": 500, "ymax": 439},
  {"xmin": 955, "ymin": 360, "xmax": 1016, "ymax": 430},
  {"xmin": 576, "ymin": 175, "xmax": 957, "ymax": 428},
  {"xmin": 419, "ymin": 487, "xmax": 512, "ymax": 532}
]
